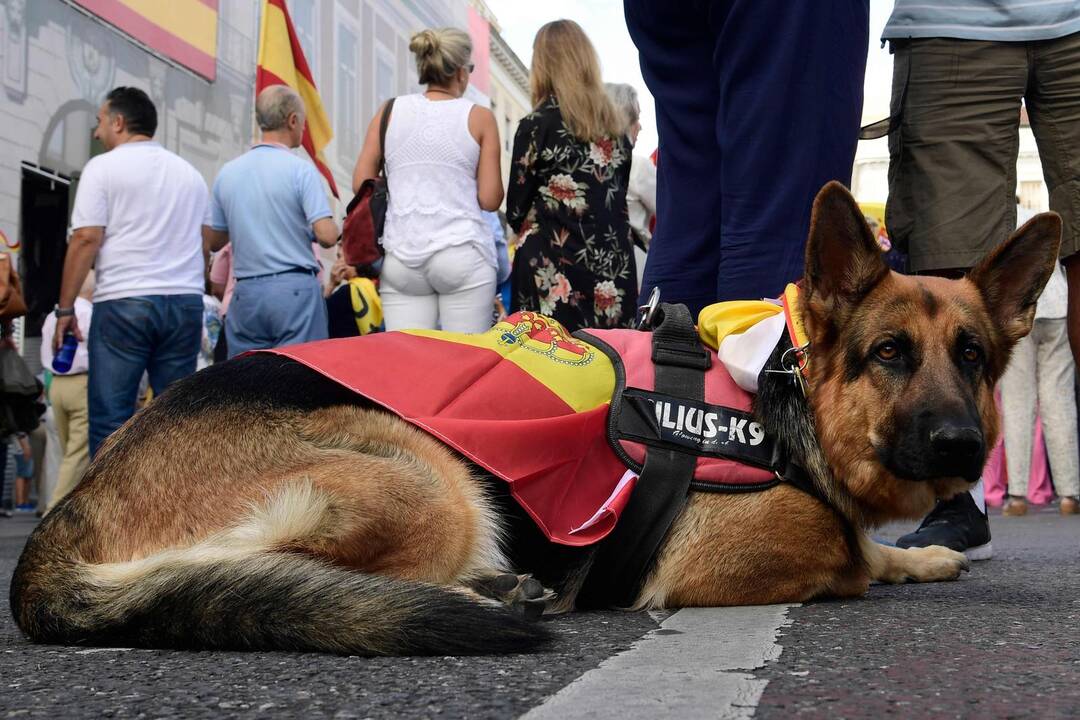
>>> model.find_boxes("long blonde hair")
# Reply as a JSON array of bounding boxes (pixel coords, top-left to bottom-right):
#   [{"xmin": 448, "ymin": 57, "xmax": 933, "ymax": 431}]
[
  {"xmin": 409, "ymin": 27, "xmax": 472, "ymax": 86},
  {"xmin": 530, "ymin": 20, "xmax": 621, "ymax": 143}
]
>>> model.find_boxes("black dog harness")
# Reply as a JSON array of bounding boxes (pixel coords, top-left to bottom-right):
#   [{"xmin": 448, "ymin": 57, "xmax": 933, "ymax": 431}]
[{"xmin": 575, "ymin": 303, "xmax": 824, "ymax": 609}]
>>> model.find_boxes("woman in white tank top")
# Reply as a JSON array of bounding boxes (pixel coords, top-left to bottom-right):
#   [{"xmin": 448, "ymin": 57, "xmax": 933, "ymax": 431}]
[{"xmin": 352, "ymin": 27, "xmax": 503, "ymax": 333}]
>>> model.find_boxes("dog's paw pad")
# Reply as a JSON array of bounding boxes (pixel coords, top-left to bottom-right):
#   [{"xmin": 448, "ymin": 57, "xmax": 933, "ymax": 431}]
[
  {"xmin": 489, "ymin": 573, "xmax": 523, "ymax": 595},
  {"xmin": 520, "ymin": 577, "xmax": 545, "ymax": 601},
  {"xmin": 470, "ymin": 572, "xmax": 555, "ymax": 617}
]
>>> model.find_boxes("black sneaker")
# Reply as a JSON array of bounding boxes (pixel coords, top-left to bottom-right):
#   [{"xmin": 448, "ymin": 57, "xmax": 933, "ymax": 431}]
[{"xmin": 895, "ymin": 491, "xmax": 992, "ymax": 561}]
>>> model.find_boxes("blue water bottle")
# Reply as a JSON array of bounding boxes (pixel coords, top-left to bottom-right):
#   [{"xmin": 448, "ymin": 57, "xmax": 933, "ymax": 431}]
[{"xmin": 52, "ymin": 332, "xmax": 78, "ymax": 374}]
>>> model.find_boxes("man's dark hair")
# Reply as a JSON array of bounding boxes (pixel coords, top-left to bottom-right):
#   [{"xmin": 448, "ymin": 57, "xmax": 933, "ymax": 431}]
[{"xmin": 105, "ymin": 86, "xmax": 158, "ymax": 137}]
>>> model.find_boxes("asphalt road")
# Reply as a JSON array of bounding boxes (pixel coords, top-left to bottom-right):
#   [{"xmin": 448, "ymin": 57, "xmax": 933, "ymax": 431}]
[
  {"xmin": 757, "ymin": 506, "xmax": 1080, "ymax": 719},
  {"xmin": 1, "ymin": 507, "xmax": 1077, "ymax": 718}
]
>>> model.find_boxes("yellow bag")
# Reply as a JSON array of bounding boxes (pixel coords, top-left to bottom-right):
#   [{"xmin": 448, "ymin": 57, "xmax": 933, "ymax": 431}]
[{"xmin": 348, "ymin": 277, "xmax": 382, "ymax": 335}]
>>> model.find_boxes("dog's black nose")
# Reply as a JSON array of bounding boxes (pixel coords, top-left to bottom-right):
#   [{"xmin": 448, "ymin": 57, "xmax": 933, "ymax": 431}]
[{"xmin": 930, "ymin": 424, "xmax": 984, "ymax": 461}]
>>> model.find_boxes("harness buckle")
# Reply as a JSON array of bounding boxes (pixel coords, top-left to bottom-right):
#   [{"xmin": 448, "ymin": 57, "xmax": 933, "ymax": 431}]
[{"xmin": 636, "ymin": 286, "xmax": 661, "ymax": 330}]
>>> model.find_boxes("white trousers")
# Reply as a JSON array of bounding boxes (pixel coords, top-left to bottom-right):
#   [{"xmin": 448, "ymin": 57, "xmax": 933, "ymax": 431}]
[
  {"xmin": 1000, "ymin": 317, "xmax": 1080, "ymax": 498},
  {"xmin": 380, "ymin": 244, "xmax": 497, "ymax": 334}
]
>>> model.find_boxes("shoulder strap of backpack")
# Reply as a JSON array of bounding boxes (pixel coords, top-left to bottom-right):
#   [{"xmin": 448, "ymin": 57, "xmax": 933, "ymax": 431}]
[{"xmin": 377, "ymin": 97, "xmax": 395, "ymax": 177}]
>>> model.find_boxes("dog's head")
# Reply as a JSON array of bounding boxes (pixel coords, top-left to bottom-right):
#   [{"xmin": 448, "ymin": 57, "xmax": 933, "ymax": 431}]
[{"xmin": 799, "ymin": 182, "xmax": 1061, "ymax": 521}]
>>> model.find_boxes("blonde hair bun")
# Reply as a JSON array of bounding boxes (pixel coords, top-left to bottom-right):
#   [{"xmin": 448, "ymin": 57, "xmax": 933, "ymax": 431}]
[
  {"xmin": 409, "ymin": 27, "xmax": 472, "ymax": 86},
  {"xmin": 408, "ymin": 29, "xmax": 440, "ymax": 58}
]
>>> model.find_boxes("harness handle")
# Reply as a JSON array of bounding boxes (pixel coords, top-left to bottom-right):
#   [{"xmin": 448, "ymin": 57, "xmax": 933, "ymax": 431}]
[{"xmin": 576, "ymin": 302, "xmax": 706, "ymax": 609}]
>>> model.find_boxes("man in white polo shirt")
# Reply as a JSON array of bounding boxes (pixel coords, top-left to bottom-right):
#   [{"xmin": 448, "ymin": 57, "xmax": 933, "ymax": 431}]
[{"xmin": 53, "ymin": 86, "xmax": 210, "ymax": 457}]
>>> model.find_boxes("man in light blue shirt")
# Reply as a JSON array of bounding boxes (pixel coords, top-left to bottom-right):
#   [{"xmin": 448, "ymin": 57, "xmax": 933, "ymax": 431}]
[
  {"xmin": 206, "ymin": 85, "xmax": 339, "ymax": 357},
  {"xmin": 884, "ymin": 0, "xmax": 1080, "ymax": 42}
]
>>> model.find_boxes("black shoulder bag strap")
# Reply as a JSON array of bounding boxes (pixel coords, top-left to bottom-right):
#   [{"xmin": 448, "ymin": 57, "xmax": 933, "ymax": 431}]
[
  {"xmin": 377, "ymin": 98, "xmax": 395, "ymax": 177},
  {"xmin": 576, "ymin": 303, "xmax": 710, "ymax": 609}
]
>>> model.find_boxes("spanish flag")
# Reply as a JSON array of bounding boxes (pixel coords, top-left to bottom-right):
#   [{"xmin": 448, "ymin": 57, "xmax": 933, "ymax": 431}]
[{"xmin": 256, "ymin": 0, "xmax": 339, "ymax": 197}]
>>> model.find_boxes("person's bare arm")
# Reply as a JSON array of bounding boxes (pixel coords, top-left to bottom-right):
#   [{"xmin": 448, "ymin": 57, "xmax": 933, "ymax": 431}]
[
  {"xmin": 312, "ymin": 217, "xmax": 339, "ymax": 248},
  {"xmin": 54, "ymin": 227, "xmax": 102, "ymax": 349},
  {"xmin": 201, "ymin": 225, "xmax": 226, "ymax": 282},
  {"xmin": 204, "ymin": 227, "xmax": 228, "ymax": 254},
  {"xmin": 470, "ymin": 106, "xmax": 504, "ymax": 211},
  {"xmin": 352, "ymin": 101, "xmax": 391, "ymax": 194}
]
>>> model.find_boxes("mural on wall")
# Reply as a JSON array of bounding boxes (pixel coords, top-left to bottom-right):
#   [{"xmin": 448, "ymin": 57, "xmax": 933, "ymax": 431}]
[
  {"xmin": 66, "ymin": 19, "xmax": 117, "ymax": 106},
  {"xmin": 2, "ymin": 0, "xmax": 27, "ymax": 99}
]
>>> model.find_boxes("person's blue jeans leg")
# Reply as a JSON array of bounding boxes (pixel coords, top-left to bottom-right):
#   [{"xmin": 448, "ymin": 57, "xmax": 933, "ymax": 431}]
[
  {"xmin": 0, "ymin": 439, "xmax": 9, "ymax": 512},
  {"xmin": 146, "ymin": 294, "xmax": 203, "ymax": 398},
  {"xmin": 88, "ymin": 298, "xmax": 154, "ymax": 457},
  {"xmin": 88, "ymin": 295, "xmax": 202, "ymax": 457}
]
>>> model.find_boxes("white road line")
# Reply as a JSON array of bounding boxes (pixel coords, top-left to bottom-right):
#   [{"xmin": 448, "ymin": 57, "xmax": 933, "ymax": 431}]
[{"xmin": 522, "ymin": 604, "xmax": 796, "ymax": 720}]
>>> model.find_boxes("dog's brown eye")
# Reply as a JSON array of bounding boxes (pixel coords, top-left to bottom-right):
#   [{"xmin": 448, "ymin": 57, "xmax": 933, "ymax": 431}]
[
  {"xmin": 876, "ymin": 343, "xmax": 899, "ymax": 361},
  {"xmin": 962, "ymin": 345, "xmax": 981, "ymax": 363}
]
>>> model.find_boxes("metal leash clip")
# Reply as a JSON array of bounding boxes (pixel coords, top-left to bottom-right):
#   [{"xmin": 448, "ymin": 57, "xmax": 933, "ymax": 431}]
[
  {"xmin": 636, "ymin": 286, "xmax": 661, "ymax": 330},
  {"xmin": 765, "ymin": 342, "xmax": 811, "ymax": 397}
]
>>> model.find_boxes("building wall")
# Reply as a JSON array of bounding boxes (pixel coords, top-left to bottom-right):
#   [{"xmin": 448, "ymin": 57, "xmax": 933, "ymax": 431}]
[
  {"xmin": 0, "ymin": 0, "xmax": 258, "ymax": 247},
  {"xmin": 0, "ymin": 0, "xmax": 260, "ymax": 365},
  {"xmin": 488, "ymin": 31, "xmax": 530, "ymax": 206},
  {"xmin": 0, "ymin": 0, "xmax": 509, "ymax": 367},
  {"xmin": 291, "ymin": 0, "xmax": 467, "ymax": 199},
  {"xmin": 0, "ymin": 0, "xmax": 472, "ymax": 250}
]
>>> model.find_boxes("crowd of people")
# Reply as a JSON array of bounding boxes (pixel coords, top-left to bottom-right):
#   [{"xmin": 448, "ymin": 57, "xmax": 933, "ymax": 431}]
[
  {"xmin": 3, "ymin": 3, "xmax": 1080, "ymax": 545},
  {"xmin": 0, "ymin": 19, "xmax": 656, "ymax": 514}
]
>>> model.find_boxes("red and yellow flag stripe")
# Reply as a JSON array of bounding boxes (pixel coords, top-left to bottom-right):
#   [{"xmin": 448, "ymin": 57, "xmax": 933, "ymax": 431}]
[
  {"xmin": 73, "ymin": 0, "xmax": 218, "ymax": 80},
  {"xmin": 257, "ymin": 0, "xmax": 339, "ymax": 197}
]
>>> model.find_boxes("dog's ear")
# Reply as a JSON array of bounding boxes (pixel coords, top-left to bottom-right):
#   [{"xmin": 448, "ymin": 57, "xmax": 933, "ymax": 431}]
[
  {"xmin": 802, "ymin": 181, "xmax": 889, "ymax": 324},
  {"xmin": 967, "ymin": 212, "xmax": 1062, "ymax": 347}
]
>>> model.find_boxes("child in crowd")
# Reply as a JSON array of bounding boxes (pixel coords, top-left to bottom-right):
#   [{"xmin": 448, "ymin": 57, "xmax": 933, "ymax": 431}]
[{"xmin": 13, "ymin": 432, "xmax": 34, "ymax": 512}]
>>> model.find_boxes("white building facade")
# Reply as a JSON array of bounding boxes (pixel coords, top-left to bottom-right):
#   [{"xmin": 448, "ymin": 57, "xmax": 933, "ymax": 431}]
[
  {"xmin": 0, "ymin": 0, "xmax": 499, "ymax": 355},
  {"xmin": 0, "ymin": 0, "xmax": 260, "ymax": 356}
]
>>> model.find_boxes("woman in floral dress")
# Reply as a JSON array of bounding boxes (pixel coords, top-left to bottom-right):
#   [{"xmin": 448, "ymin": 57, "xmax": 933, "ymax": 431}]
[{"xmin": 507, "ymin": 20, "xmax": 637, "ymax": 332}]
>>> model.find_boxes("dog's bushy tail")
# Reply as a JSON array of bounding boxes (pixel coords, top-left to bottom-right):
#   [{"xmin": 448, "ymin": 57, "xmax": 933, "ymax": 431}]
[{"xmin": 10, "ymin": 484, "xmax": 550, "ymax": 656}]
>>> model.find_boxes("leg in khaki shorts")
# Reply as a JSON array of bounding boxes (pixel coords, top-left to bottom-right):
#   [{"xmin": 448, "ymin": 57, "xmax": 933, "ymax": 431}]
[
  {"xmin": 887, "ymin": 32, "xmax": 1080, "ymax": 553},
  {"xmin": 48, "ymin": 373, "xmax": 90, "ymax": 510},
  {"xmin": 888, "ymin": 34, "xmax": 1080, "ymax": 335}
]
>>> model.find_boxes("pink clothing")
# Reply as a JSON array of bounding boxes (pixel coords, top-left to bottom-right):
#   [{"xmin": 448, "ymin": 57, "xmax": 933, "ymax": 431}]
[
  {"xmin": 984, "ymin": 392, "xmax": 1055, "ymax": 506},
  {"xmin": 209, "ymin": 243, "xmax": 236, "ymax": 315}
]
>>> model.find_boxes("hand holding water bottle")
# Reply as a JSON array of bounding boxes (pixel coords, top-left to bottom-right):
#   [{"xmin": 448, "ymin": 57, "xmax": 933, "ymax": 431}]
[
  {"xmin": 52, "ymin": 331, "xmax": 79, "ymax": 374},
  {"xmin": 52, "ymin": 311, "xmax": 83, "ymax": 353}
]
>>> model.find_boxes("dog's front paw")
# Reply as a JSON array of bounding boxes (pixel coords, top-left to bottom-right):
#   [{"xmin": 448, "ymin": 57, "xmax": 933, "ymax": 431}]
[
  {"xmin": 898, "ymin": 544, "xmax": 971, "ymax": 583},
  {"xmin": 467, "ymin": 572, "xmax": 555, "ymax": 619}
]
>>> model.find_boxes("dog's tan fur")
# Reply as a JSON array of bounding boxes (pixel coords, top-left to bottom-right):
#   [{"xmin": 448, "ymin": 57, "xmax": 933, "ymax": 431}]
[{"xmin": 10, "ymin": 183, "xmax": 1062, "ymax": 655}]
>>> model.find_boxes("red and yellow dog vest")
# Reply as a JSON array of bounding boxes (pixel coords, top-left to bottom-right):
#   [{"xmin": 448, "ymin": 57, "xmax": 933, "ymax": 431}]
[{"xmin": 265, "ymin": 308, "xmax": 788, "ymax": 548}]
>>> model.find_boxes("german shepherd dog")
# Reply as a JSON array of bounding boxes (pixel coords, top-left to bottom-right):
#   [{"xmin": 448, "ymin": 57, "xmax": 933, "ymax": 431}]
[{"xmin": 10, "ymin": 183, "xmax": 1061, "ymax": 655}]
